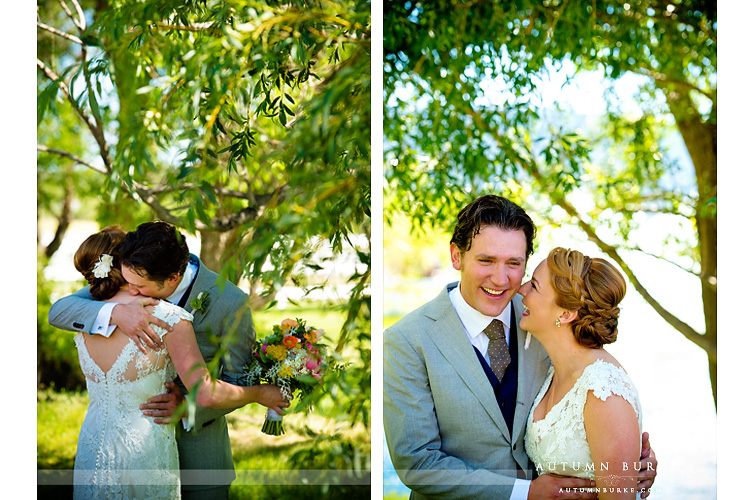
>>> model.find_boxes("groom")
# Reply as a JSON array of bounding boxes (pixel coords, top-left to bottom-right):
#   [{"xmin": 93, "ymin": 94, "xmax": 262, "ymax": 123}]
[
  {"xmin": 383, "ymin": 195, "xmax": 657, "ymax": 500},
  {"xmin": 49, "ymin": 221, "xmax": 260, "ymax": 500}
]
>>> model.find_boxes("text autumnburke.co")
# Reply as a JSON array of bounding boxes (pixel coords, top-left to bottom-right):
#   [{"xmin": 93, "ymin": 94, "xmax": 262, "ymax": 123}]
[{"xmin": 560, "ymin": 488, "xmax": 654, "ymax": 494}]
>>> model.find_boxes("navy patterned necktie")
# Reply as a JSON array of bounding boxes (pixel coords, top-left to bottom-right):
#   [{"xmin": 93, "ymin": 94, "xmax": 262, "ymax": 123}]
[{"xmin": 484, "ymin": 319, "xmax": 511, "ymax": 383}]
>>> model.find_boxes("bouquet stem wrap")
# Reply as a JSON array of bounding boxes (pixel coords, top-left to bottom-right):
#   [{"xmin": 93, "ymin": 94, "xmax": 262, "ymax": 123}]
[{"xmin": 262, "ymin": 408, "xmax": 285, "ymax": 436}]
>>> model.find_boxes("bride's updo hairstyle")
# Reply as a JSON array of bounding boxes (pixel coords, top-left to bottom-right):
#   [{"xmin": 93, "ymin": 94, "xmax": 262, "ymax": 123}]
[
  {"xmin": 546, "ymin": 247, "xmax": 627, "ymax": 349},
  {"xmin": 74, "ymin": 226, "xmax": 128, "ymax": 301}
]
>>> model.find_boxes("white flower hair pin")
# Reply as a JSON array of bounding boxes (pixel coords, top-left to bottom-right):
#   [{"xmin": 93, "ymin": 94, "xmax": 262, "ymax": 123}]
[{"xmin": 93, "ymin": 254, "xmax": 114, "ymax": 278}]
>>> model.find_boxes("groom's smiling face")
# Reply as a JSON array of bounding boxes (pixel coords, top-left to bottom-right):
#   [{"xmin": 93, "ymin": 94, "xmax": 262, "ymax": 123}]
[{"xmin": 450, "ymin": 225, "xmax": 527, "ymax": 317}]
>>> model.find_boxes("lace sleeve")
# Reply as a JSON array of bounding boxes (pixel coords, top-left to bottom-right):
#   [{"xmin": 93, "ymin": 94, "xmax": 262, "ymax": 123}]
[
  {"xmin": 583, "ymin": 360, "xmax": 642, "ymax": 422},
  {"xmin": 151, "ymin": 301, "xmax": 195, "ymax": 341}
]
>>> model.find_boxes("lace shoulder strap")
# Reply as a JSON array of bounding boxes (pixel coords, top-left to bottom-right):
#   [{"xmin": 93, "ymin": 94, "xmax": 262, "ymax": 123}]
[
  {"xmin": 578, "ymin": 359, "xmax": 641, "ymax": 420},
  {"xmin": 152, "ymin": 301, "xmax": 194, "ymax": 340}
]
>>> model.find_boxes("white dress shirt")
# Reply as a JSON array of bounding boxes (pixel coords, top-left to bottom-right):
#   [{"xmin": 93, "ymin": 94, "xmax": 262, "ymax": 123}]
[{"xmin": 448, "ymin": 281, "xmax": 532, "ymax": 500}]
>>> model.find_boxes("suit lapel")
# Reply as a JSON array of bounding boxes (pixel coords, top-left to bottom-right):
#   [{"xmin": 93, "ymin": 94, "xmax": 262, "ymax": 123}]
[
  {"xmin": 182, "ymin": 256, "xmax": 215, "ymax": 327},
  {"xmin": 425, "ymin": 285, "xmax": 511, "ymax": 441}
]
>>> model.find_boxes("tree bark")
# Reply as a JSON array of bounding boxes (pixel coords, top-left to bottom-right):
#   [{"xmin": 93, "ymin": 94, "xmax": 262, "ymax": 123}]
[
  {"xmin": 663, "ymin": 86, "xmax": 718, "ymax": 406},
  {"xmin": 198, "ymin": 228, "xmax": 277, "ymax": 310}
]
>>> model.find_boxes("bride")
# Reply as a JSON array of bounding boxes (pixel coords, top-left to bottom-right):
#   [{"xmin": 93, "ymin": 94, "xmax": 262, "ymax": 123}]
[
  {"xmin": 520, "ymin": 247, "xmax": 644, "ymax": 500},
  {"xmin": 70, "ymin": 227, "xmax": 288, "ymax": 499}
]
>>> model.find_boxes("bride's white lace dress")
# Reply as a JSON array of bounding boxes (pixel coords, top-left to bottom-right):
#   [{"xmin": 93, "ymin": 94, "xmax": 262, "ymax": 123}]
[
  {"xmin": 525, "ymin": 359, "xmax": 642, "ymax": 480},
  {"xmin": 73, "ymin": 301, "xmax": 193, "ymax": 500}
]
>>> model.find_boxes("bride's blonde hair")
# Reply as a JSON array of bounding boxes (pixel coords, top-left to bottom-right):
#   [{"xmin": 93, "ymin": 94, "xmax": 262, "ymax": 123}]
[
  {"xmin": 546, "ymin": 247, "xmax": 626, "ymax": 349},
  {"xmin": 74, "ymin": 226, "xmax": 128, "ymax": 301}
]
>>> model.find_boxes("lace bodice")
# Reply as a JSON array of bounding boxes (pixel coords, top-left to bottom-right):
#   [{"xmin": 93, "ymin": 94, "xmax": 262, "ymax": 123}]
[
  {"xmin": 73, "ymin": 301, "xmax": 193, "ymax": 499},
  {"xmin": 524, "ymin": 359, "xmax": 642, "ymax": 480}
]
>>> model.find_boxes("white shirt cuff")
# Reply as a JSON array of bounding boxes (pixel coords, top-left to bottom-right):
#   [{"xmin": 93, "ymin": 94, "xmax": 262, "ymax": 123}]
[
  {"xmin": 181, "ymin": 399, "xmax": 197, "ymax": 431},
  {"xmin": 91, "ymin": 302, "xmax": 117, "ymax": 337},
  {"xmin": 510, "ymin": 478, "xmax": 531, "ymax": 500}
]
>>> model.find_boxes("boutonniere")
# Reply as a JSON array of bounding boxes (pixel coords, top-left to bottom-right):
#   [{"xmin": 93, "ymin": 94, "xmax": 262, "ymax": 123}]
[{"xmin": 190, "ymin": 291, "xmax": 210, "ymax": 315}]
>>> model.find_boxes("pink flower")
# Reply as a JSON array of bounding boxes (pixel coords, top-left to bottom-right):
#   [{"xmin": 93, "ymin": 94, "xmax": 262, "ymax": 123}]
[{"xmin": 305, "ymin": 357, "xmax": 321, "ymax": 371}]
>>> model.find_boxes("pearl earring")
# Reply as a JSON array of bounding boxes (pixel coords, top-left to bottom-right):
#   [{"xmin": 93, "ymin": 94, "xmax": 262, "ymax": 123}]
[{"xmin": 555, "ymin": 318, "xmax": 561, "ymax": 328}]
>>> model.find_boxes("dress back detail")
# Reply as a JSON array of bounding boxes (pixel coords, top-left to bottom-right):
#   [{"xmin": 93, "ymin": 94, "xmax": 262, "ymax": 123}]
[{"xmin": 73, "ymin": 301, "xmax": 193, "ymax": 500}]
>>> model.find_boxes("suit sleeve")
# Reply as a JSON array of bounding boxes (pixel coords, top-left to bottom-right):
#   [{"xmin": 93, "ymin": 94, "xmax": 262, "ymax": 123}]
[
  {"xmin": 48, "ymin": 286, "xmax": 102, "ymax": 333},
  {"xmin": 188, "ymin": 290, "xmax": 255, "ymax": 430},
  {"xmin": 383, "ymin": 325, "xmax": 518, "ymax": 500}
]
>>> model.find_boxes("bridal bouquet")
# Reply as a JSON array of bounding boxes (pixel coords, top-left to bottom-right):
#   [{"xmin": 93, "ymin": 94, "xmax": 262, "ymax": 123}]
[{"xmin": 242, "ymin": 318, "xmax": 328, "ymax": 435}]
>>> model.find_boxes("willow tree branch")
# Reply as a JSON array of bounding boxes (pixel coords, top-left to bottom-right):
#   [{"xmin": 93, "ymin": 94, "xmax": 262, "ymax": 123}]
[
  {"xmin": 37, "ymin": 21, "xmax": 84, "ymax": 45},
  {"xmin": 461, "ymin": 104, "xmax": 711, "ymax": 356},
  {"xmin": 629, "ymin": 246, "xmax": 716, "ymax": 292},
  {"xmin": 37, "ymin": 59, "xmax": 114, "ymax": 174},
  {"xmin": 58, "ymin": 0, "xmax": 86, "ymax": 32},
  {"xmin": 520, "ymin": 150, "xmax": 712, "ymax": 356},
  {"xmin": 37, "ymin": 145, "xmax": 108, "ymax": 174},
  {"xmin": 634, "ymin": 67, "xmax": 715, "ymax": 101}
]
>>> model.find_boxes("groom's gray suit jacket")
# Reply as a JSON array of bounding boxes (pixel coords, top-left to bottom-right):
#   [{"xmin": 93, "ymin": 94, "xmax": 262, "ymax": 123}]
[
  {"xmin": 383, "ymin": 283, "xmax": 550, "ymax": 500},
  {"xmin": 48, "ymin": 254, "xmax": 255, "ymax": 490}
]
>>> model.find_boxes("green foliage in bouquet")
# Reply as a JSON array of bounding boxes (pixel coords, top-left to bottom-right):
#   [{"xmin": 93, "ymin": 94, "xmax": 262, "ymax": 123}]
[{"xmin": 242, "ymin": 318, "xmax": 330, "ymax": 435}]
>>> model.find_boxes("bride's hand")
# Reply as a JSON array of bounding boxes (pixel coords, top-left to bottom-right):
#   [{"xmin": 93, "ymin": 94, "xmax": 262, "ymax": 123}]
[
  {"xmin": 112, "ymin": 299, "xmax": 172, "ymax": 354},
  {"xmin": 255, "ymin": 385, "xmax": 290, "ymax": 415}
]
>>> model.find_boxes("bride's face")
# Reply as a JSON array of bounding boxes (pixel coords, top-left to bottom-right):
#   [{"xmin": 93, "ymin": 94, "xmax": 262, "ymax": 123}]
[{"xmin": 518, "ymin": 260, "xmax": 564, "ymax": 335}]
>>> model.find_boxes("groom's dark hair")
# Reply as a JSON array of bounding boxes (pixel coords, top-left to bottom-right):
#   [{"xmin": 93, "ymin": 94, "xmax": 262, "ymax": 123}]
[
  {"xmin": 450, "ymin": 195, "xmax": 536, "ymax": 260},
  {"xmin": 118, "ymin": 221, "xmax": 190, "ymax": 283}
]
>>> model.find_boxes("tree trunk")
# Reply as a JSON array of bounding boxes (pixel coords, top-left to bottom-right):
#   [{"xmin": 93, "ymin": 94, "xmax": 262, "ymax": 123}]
[
  {"xmin": 664, "ymin": 86, "xmax": 717, "ymax": 406},
  {"xmin": 43, "ymin": 166, "xmax": 74, "ymax": 259},
  {"xmin": 198, "ymin": 229, "xmax": 277, "ymax": 310}
]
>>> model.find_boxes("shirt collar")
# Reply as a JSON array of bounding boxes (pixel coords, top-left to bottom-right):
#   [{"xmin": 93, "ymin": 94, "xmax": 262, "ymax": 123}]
[
  {"xmin": 449, "ymin": 280, "xmax": 513, "ymax": 340},
  {"xmin": 167, "ymin": 259, "xmax": 198, "ymax": 305}
]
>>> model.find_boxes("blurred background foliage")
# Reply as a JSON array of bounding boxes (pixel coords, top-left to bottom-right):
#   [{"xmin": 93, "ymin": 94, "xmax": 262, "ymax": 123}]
[
  {"xmin": 383, "ymin": 0, "xmax": 716, "ymax": 406},
  {"xmin": 37, "ymin": 0, "xmax": 370, "ymax": 496}
]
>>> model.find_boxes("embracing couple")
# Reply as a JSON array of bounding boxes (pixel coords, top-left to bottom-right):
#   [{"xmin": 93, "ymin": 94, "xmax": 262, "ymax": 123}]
[
  {"xmin": 49, "ymin": 221, "xmax": 289, "ymax": 500},
  {"xmin": 384, "ymin": 195, "xmax": 659, "ymax": 500}
]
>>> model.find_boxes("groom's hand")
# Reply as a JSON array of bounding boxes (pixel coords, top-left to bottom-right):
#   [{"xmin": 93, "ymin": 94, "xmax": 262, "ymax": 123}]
[
  {"xmin": 529, "ymin": 474, "xmax": 597, "ymax": 499},
  {"xmin": 141, "ymin": 381, "xmax": 185, "ymax": 424},
  {"xmin": 112, "ymin": 299, "xmax": 171, "ymax": 354},
  {"xmin": 636, "ymin": 431, "xmax": 658, "ymax": 497}
]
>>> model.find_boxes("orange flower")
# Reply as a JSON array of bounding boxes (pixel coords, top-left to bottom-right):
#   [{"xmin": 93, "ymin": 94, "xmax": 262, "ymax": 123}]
[
  {"xmin": 280, "ymin": 318, "xmax": 299, "ymax": 333},
  {"xmin": 304, "ymin": 329, "xmax": 325, "ymax": 344},
  {"xmin": 283, "ymin": 335, "xmax": 299, "ymax": 349}
]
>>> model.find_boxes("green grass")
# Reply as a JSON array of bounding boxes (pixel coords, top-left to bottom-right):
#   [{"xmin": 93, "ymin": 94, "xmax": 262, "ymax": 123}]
[
  {"xmin": 253, "ymin": 305, "xmax": 347, "ymax": 343},
  {"xmin": 37, "ymin": 389, "xmax": 89, "ymax": 470},
  {"xmin": 383, "ymin": 315, "xmax": 402, "ymax": 330},
  {"xmin": 383, "ymin": 494, "xmax": 409, "ymax": 500},
  {"xmin": 37, "ymin": 388, "xmax": 370, "ymax": 499},
  {"xmin": 38, "ymin": 304, "xmax": 371, "ymax": 500}
]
